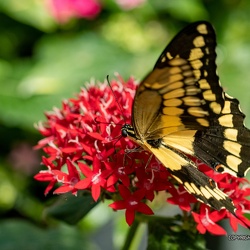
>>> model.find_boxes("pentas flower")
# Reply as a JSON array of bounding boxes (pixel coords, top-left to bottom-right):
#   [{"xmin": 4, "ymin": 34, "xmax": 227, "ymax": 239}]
[
  {"xmin": 192, "ymin": 204, "xmax": 227, "ymax": 235},
  {"xmin": 167, "ymin": 185, "xmax": 197, "ymax": 212},
  {"xmin": 109, "ymin": 184, "xmax": 154, "ymax": 226},
  {"xmin": 34, "ymin": 76, "xmax": 250, "ymax": 235}
]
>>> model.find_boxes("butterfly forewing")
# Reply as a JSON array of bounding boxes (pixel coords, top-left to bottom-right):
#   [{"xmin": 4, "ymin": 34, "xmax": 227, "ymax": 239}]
[
  {"xmin": 126, "ymin": 21, "xmax": 250, "ymax": 213},
  {"xmin": 133, "ymin": 21, "xmax": 224, "ymax": 139}
]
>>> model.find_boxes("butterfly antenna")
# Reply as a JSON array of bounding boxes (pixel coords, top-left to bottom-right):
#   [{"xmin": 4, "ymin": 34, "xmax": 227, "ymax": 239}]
[{"xmin": 106, "ymin": 75, "xmax": 126, "ymax": 123}]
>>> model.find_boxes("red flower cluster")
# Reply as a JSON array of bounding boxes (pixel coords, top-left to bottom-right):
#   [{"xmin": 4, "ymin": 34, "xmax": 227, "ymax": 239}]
[{"xmin": 34, "ymin": 76, "xmax": 250, "ymax": 235}]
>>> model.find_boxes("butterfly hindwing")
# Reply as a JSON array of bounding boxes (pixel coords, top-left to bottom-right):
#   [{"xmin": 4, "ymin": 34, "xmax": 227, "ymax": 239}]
[
  {"xmin": 145, "ymin": 140, "xmax": 235, "ymax": 213},
  {"xmin": 193, "ymin": 95, "xmax": 250, "ymax": 177}
]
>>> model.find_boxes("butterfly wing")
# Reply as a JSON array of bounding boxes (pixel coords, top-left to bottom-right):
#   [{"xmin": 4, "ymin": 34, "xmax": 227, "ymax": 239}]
[
  {"xmin": 132, "ymin": 21, "xmax": 250, "ymax": 178},
  {"xmin": 145, "ymin": 140, "xmax": 236, "ymax": 213},
  {"xmin": 193, "ymin": 94, "xmax": 250, "ymax": 177},
  {"xmin": 132, "ymin": 21, "xmax": 221, "ymax": 138}
]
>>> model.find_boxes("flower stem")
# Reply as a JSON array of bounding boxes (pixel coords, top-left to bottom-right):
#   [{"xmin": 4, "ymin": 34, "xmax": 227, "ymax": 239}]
[{"xmin": 121, "ymin": 219, "xmax": 140, "ymax": 250}]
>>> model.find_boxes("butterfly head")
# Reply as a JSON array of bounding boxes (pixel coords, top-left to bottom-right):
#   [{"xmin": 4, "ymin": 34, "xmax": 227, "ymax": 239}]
[{"xmin": 121, "ymin": 124, "xmax": 135, "ymax": 138}]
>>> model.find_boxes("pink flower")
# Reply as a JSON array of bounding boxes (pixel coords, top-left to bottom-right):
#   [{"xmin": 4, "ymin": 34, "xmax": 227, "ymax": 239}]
[
  {"xmin": 34, "ymin": 76, "xmax": 250, "ymax": 234},
  {"xmin": 48, "ymin": 0, "xmax": 101, "ymax": 23}
]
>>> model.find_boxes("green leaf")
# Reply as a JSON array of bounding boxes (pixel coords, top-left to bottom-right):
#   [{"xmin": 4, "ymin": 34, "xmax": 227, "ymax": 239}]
[
  {"xmin": 0, "ymin": 0, "xmax": 56, "ymax": 31},
  {"xmin": 147, "ymin": 217, "xmax": 206, "ymax": 250},
  {"xmin": 151, "ymin": 0, "xmax": 208, "ymax": 22},
  {"xmin": 44, "ymin": 192, "xmax": 99, "ymax": 225},
  {"xmin": 17, "ymin": 32, "xmax": 139, "ymax": 97},
  {"xmin": 0, "ymin": 31, "xmax": 156, "ymax": 129},
  {"xmin": 0, "ymin": 219, "xmax": 96, "ymax": 250},
  {"xmin": 0, "ymin": 94, "xmax": 62, "ymax": 129}
]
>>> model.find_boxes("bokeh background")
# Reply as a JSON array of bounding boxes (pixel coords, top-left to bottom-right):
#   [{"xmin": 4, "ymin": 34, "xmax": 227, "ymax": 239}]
[{"xmin": 1, "ymin": 0, "xmax": 250, "ymax": 249}]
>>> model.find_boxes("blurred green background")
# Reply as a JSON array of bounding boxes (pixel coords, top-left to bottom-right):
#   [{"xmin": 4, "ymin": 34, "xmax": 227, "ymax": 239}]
[{"xmin": 1, "ymin": 0, "xmax": 250, "ymax": 249}]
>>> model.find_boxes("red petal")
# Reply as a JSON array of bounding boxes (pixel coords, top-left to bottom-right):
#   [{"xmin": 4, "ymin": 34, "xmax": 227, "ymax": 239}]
[
  {"xmin": 91, "ymin": 183, "xmax": 101, "ymax": 201},
  {"xmin": 118, "ymin": 185, "xmax": 131, "ymax": 199},
  {"xmin": 109, "ymin": 200, "xmax": 126, "ymax": 210},
  {"xmin": 62, "ymin": 147, "xmax": 78, "ymax": 153},
  {"xmin": 229, "ymin": 214, "xmax": 239, "ymax": 232},
  {"xmin": 125, "ymin": 209, "xmax": 135, "ymax": 226},
  {"xmin": 44, "ymin": 179, "xmax": 57, "ymax": 195},
  {"xmin": 78, "ymin": 162, "xmax": 93, "ymax": 177},
  {"xmin": 88, "ymin": 132, "xmax": 104, "ymax": 140},
  {"xmin": 196, "ymin": 223, "xmax": 206, "ymax": 234},
  {"xmin": 137, "ymin": 203, "xmax": 154, "ymax": 215},
  {"xmin": 66, "ymin": 159, "xmax": 80, "ymax": 179},
  {"xmin": 54, "ymin": 185, "xmax": 73, "ymax": 194},
  {"xmin": 107, "ymin": 175, "xmax": 118, "ymax": 187},
  {"xmin": 75, "ymin": 178, "xmax": 91, "ymax": 189},
  {"xmin": 83, "ymin": 155, "xmax": 93, "ymax": 161},
  {"xmin": 133, "ymin": 188, "xmax": 146, "ymax": 201},
  {"xmin": 34, "ymin": 172, "xmax": 53, "ymax": 181},
  {"xmin": 205, "ymin": 223, "xmax": 227, "ymax": 235},
  {"xmin": 52, "ymin": 170, "xmax": 67, "ymax": 181}
]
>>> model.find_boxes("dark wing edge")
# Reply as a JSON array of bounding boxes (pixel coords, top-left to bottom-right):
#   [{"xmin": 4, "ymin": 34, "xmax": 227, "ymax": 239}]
[
  {"xmin": 154, "ymin": 21, "xmax": 224, "ymax": 110},
  {"xmin": 194, "ymin": 95, "xmax": 250, "ymax": 177}
]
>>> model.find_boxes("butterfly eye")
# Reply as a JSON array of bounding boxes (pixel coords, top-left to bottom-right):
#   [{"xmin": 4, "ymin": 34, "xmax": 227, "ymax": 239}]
[{"xmin": 121, "ymin": 124, "xmax": 136, "ymax": 138}]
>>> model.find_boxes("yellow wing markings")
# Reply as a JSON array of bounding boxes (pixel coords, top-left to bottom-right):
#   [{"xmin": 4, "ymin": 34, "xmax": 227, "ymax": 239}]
[{"xmin": 141, "ymin": 140, "xmax": 235, "ymax": 213}]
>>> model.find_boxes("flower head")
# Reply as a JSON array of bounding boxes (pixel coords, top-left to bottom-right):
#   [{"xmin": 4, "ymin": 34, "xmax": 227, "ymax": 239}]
[
  {"xmin": 35, "ymin": 76, "xmax": 250, "ymax": 235},
  {"xmin": 109, "ymin": 184, "xmax": 153, "ymax": 225}
]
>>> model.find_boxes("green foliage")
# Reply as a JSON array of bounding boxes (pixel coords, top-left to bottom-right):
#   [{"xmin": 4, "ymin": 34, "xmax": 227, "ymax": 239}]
[
  {"xmin": 0, "ymin": 219, "xmax": 96, "ymax": 250},
  {"xmin": 44, "ymin": 192, "xmax": 99, "ymax": 225},
  {"xmin": 147, "ymin": 217, "xmax": 205, "ymax": 250},
  {"xmin": 0, "ymin": 0, "xmax": 56, "ymax": 31}
]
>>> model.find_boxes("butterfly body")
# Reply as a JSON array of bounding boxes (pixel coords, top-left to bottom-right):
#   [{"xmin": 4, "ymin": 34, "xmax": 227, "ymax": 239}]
[{"xmin": 122, "ymin": 21, "xmax": 250, "ymax": 215}]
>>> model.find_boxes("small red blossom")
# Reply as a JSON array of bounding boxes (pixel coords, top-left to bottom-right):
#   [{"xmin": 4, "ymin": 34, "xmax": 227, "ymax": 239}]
[
  {"xmin": 105, "ymin": 154, "xmax": 135, "ymax": 188},
  {"xmin": 34, "ymin": 76, "xmax": 250, "ymax": 233},
  {"xmin": 167, "ymin": 185, "xmax": 197, "ymax": 211},
  {"xmin": 52, "ymin": 159, "xmax": 80, "ymax": 195},
  {"xmin": 34, "ymin": 156, "xmax": 59, "ymax": 195},
  {"xmin": 75, "ymin": 158, "xmax": 112, "ymax": 201},
  {"xmin": 192, "ymin": 204, "xmax": 227, "ymax": 235},
  {"xmin": 109, "ymin": 184, "xmax": 153, "ymax": 225}
]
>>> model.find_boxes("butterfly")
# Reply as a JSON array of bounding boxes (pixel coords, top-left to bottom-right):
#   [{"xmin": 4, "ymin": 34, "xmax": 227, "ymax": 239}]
[{"xmin": 121, "ymin": 21, "xmax": 250, "ymax": 216}]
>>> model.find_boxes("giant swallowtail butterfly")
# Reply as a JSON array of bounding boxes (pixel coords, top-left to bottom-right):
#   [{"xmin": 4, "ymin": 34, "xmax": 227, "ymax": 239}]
[{"xmin": 122, "ymin": 21, "xmax": 250, "ymax": 216}]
